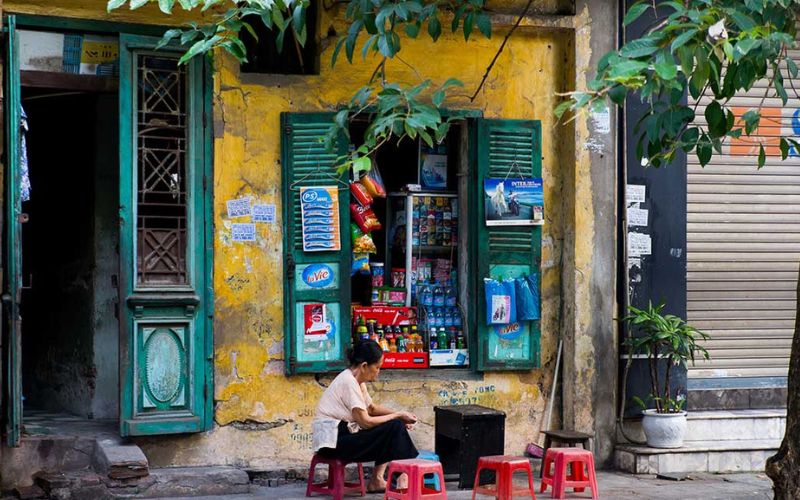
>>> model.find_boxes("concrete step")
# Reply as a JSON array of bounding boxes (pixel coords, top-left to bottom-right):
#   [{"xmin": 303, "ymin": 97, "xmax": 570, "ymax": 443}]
[
  {"xmin": 0, "ymin": 435, "xmax": 96, "ymax": 488},
  {"xmin": 615, "ymin": 439, "xmax": 780, "ymax": 474},
  {"xmin": 684, "ymin": 409, "xmax": 786, "ymax": 442},
  {"xmin": 32, "ymin": 466, "xmax": 251, "ymax": 498}
]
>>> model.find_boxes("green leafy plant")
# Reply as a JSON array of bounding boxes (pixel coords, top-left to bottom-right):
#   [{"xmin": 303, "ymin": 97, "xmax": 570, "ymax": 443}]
[
  {"xmin": 622, "ymin": 302, "xmax": 709, "ymax": 414},
  {"xmin": 108, "ymin": 0, "xmax": 492, "ymax": 170},
  {"xmin": 557, "ymin": 0, "xmax": 800, "ymax": 169}
]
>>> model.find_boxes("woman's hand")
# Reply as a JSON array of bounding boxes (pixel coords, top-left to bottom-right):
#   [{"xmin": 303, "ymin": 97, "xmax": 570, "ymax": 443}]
[{"xmin": 397, "ymin": 411, "xmax": 417, "ymax": 424}]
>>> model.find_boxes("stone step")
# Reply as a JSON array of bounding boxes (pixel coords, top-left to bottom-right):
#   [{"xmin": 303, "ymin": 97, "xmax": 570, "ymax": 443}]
[
  {"xmin": 684, "ymin": 409, "xmax": 786, "ymax": 442},
  {"xmin": 0, "ymin": 435, "xmax": 96, "ymax": 489},
  {"xmin": 93, "ymin": 436, "xmax": 149, "ymax": 480},
  {"xmin": 615, "ymin": 439, "xmax": 780, "ymax": 474}
]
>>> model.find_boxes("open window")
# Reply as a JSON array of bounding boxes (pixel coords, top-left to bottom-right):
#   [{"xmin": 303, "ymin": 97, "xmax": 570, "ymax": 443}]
[{"xmin": 281, "ymin": 113, "xmax": 543, "ymax": 374}]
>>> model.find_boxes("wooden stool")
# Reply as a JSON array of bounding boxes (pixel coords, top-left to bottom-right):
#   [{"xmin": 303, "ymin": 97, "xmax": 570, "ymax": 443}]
[
  {"xmin": 306, "ymin": 453, "xmax": 365, "ymax": 500},
  {"xmin": 539, "ymin": 430, "xmax": 592, "ymax": 478},
  {"xmin": 540, "ymin": 448, "xmax": 598, "ymax": 499},
  {"xmin": 384, "ymin": 458, "xmax": 446, "ymax": 500},
  {"xmin": 471, "ymin": 455, "xmax": 536, "ymax": 500}
]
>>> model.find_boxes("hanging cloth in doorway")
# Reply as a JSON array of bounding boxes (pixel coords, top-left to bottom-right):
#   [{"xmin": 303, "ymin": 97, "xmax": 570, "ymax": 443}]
[{"xmin": 19, "ymin": 105, "xmax": 30, "ymax": 202}]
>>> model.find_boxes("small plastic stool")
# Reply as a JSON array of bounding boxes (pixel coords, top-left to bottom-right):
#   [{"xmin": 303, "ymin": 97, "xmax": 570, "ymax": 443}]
[
  {"xmin": 306, "ymin": 453, "xmax": 365, "ymax": 500},
  {"xmin": 471, "ymin": 455, "xmax": 536, "ymax": 500},
  {"xmin": 417, "ymin": 450, "xmax": 441, "ymax": 490},
  {"xmin": 540, "ymin": 448, "xmax": 598, "ymax": 499},
  {"xmin": 384, "ymin": 458, "xmax": 446, "ymax": 500}
]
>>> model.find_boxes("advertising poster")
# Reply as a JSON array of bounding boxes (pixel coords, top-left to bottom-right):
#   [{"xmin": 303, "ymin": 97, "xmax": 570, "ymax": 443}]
[
  {"xmin": 303, "ymin": 303, "xmax": 335, "ymax": 342},
  {"xmin": 419, "ymin": 142, "xmax": 448, "ymax": 189},
  {"xmin": 484, "ymin": 178, "xmax": 544, "ymax": 226},
  {"xmin": 300, "ymin": 186, "xmax": 341, "ymax": 252}
]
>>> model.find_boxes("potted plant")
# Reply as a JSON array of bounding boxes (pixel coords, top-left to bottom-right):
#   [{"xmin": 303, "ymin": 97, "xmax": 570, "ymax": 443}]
[{"xmin": 622, "ymin": 302, "xmax": 710, "ymax": 448}]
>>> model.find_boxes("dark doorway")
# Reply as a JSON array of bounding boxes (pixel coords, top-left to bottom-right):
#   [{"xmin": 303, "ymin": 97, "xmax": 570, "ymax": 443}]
[{"xmin": 19, "ymin": 89, "xmax": 119, "ymax": 420}]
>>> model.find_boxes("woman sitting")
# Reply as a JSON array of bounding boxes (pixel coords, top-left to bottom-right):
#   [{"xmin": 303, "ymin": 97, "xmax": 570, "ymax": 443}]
[{"xmin": 312, "ymin": 340, "xmax": 418, "ymax": 492}]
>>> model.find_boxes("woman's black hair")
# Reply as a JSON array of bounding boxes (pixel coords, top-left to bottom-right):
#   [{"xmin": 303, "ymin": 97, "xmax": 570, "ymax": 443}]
[{"xmin": 347, "ymin": 340, "xmax": 383, "ymax": 366}]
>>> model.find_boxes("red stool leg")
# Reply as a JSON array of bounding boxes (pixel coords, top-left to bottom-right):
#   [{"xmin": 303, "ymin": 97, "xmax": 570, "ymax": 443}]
[
  {"xmin": 587, "ymin": 454, "xmax": 599, "ymax": 500},
  {"xmin": 573, "ymin": 458, "xmax": 586, "ymax": 493},
  {"xmin": 524, "ymin": 463, "xmax": 537, "ymax": 500},
  {"xmin": 357, "ymin": 462, "xmax": 366, "ymax": 497},
  {"xmin": 471, "ymin": 462, "xmax": 484, "ymax": 500},
  {"xmin": 306, "ymin": 456, "xmax": 318, "ymax": 497},
  {"xmin": 330, "ymin": 460, "xmax": 345, "ymax": 500},
  {"xmin": 540, "ymin": 452, "xmax": 553, "ymax": 493},
  {"xmin": 553, "ymin": 453, "xmax": 567, "ymax": 500}
]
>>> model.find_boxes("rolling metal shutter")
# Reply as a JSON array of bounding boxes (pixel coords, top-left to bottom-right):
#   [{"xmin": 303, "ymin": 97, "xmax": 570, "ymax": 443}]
[{"xmin": 687, "ymin": 73, "xmax": 798, "ymax": 379}]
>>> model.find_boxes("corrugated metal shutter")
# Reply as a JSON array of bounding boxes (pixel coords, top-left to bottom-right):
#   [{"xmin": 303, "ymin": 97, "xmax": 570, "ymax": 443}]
[{"xmin": 687, "ymin": 71, "xmax": 799, "ymax": 379}]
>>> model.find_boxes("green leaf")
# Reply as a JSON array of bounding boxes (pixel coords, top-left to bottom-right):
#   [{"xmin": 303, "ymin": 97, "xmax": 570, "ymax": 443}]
[
  {"xmin": 742, "ymin": 110, "xmax": 760, "ymax": 135},
  {"xmin": 780, "ymin": 137, "xmax": 789, "ymax": 160},
  {"xmin": 623, "ymin": 2, "xmax": 650, "ymax": 27},
  {"xmin": 130, "ymin": 0, "xmax": 149, "ymax": 9},
  {"xmin": 432, "ymin": 89, "xmax": 445, "ymax": 107},
  {"xmin": 158, "ymin": 0, "xmax": 174, "ymax": 13},
  {"xmin": 788, "ymin": 58, "xmax": 799, "ymax": 78},
  {"xmin": 107, "ymin": 0, "xmax": 127, "ymax": 11},
  {"xmin": 697, "ymin": 135, "xmax": 712, "ymax": 166},
  {"xmin": 405, "ymin": 22, "xmax": 421, "ymax": 38},
  {"xmin": 331, "ymin": 37, "xmax": 346, "ymax": 67},
  {"xmin": 463, "ymin": 11, "xmax": 474, "ymax": 40},
  {"xmin": 654, "ymin": 52, "xmax": 678, "ymax": 80},
  {"xmin": 758, "ymin": 143, "xmax": 766, "ymax": 169},
  {"xmin": 620, "ymin": 38, "xmax": 659, "ymax": 58},
  {"xmin": 428, "ymin": 16, "xmax": 441, "ymax": 41},
  {"xmin": 476, "ymin": 13, "xmax": 491, "ymax": 38},
  {"xmin": 670, "ymin": 28, "xmax": 698, "ymax": 53},
  {"xmin": 734, "ymin": 38, "xmax": 758, "ymax": 58},
  {"xmin": 554, "ymin": 100, "xmax": 572, "ymax": 119},
  {"xmin": 353, "ymin": 156, "xmax": 372, "ymax": 173},
  {"xmin": 156, "ymin": 28, "xmax": 182, "ymax": 49},
  {"xmin": 729, "ymin": 11, "xmax": 756, "ymax": 31}
]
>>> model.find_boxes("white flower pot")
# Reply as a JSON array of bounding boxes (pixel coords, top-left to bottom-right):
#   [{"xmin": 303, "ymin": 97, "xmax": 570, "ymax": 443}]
[{"xmin": 641, "ymin": 409, "xmax": 687, "ymax": 448}]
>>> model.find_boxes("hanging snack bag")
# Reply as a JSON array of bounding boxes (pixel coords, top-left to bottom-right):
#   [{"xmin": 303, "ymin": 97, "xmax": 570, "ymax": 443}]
[
  {"xmin": 350, "ymin": 182, "xmax": 373, "ymax": 207},
  {"xmin": 350, "ymin": 203, "xmax": 382, "ymax": 233},
  {"xmin": 515, "ymin": 273, "xmax": 541, "ymax": 321},
  {"xmin": 359, "ymin": 159, "xmax": 387, "ymax": 198},
  {"xmin": 351, "ymin": 252, "xmax": 370, "ymax": 276},
  {"xmin": 351, "ymin": 223, "xmax": 377, "ymax": 253},
  {"xmin": 484, "ymin": 277, "xmax": 517, "ymax": 325}
]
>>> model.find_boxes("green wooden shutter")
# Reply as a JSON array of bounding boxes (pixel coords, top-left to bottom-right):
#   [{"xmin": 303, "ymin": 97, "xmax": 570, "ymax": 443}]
[
  {"xmin": 474, "ymin": 119, "xmax": 542, "ymax": 371},
  {"xmin": 3, "ymin": 14, "xmax": 23, "ymax": 446},
  {"xmin": 281, "ymin": 113, "xmax": 351, "ymax": 374}
]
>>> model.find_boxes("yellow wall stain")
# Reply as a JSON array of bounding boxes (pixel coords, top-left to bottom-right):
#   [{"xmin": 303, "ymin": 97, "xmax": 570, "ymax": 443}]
[{"xmin": 4, "ymin": 1, "xmax": 601, "ymax": 469}]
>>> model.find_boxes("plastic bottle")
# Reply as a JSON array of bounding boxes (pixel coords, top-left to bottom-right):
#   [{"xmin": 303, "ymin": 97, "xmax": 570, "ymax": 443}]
[
  {"xmin": 421, "ymin": 284, "xmax": 433, "ymax": 307},
  {"xmin": 444, "ymin": 309, "xmax": 453, "ymax": 328},
  {"xmin": 397, "ymin": 335, "xmax": 406, "ymax": 353},
  {"xmin": 426, "ymin": 307, "xmax": 436, "ymax": 331},
  {"xmin": 389, "ymin": 337, "xmax": 398, "ymax": 352},
  {"xmin": 435, "ymin": 309, "xmax": 444, "ymax": 327},
  {"xmin": 453, "ymin": 308, "xmax": 462, "ymax": 327},
  {"xmin": 430, "ymin": 330, "xmax": 439, "ymax": 350},
  {"xmin": 433, "ymin": 285, "xmax": 444, "ymax": 307},
  {"xmin": 456, "ymin": 330, "xmax": 465, "ymax": 349},
  {"xmin": 449, "ymin": 327, "xmax": 458, "ymax": 349},
  {"xmin": 438, "ymin": 328, "xmax": 448, "ymax": 351},
  {"xmin": 445, "ymin": 286, "xmax": 457, "ymax": 307}
]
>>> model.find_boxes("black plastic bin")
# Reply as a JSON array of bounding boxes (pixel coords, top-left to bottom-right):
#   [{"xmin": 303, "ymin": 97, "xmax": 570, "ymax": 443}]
[{"xmin": 434, "ymin": 404, "xmax": 506, "ymax": 489}]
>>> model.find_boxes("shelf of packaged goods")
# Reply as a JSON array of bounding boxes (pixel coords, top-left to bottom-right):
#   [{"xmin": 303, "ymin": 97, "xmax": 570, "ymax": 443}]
[{"xmin": 393, "ymin": 244, "xmax": 457, "ymax": 253}]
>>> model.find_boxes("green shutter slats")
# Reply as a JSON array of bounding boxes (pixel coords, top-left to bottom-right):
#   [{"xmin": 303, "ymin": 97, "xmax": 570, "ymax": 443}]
[
  {"xmin": 476, "ymin": 119, "xmax": 542, "ymax": 371},
  {"xmin": 282, "ymin": 113, "xmax": 351, "ymax": 375}
]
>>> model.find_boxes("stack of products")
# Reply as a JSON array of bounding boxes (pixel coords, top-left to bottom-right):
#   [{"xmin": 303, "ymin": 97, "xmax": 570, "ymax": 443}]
[
  {"xmin": 412, "ymin": 196, "xmax": 458, "ymax": 247},
  {"xmin": 352, "ymin": 306, "xmax": 428, "ymax": 368}
]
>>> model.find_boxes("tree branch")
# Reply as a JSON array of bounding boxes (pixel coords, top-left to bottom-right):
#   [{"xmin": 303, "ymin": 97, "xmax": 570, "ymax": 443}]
[{"xmin": 469, "ymin": 0, "xmax": 534, "ymax": 102}]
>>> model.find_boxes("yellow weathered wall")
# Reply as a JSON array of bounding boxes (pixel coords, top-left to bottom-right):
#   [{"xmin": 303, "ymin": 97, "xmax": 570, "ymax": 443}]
[{"xmin": 4, "ymin": 0, "xmax": 608, "ymax": 471}]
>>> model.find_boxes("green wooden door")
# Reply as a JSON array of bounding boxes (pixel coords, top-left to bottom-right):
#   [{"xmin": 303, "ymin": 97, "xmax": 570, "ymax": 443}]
[
  {"xmin": 118, "ymin": 35, "xmax": 213, "ymax": 435},
  {"xmin": 2, "ymin": 14, "xmax": 22, "ymax": 446},
  {"xmin": 281, "ymin": 112, "xmax": 351, "ymax": 374},
  {"xmin": 474, "ymin": 118, "xmax": 542, "ymax": 371}
]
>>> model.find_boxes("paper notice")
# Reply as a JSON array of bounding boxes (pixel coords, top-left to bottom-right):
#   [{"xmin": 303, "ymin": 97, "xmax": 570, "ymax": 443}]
[
  {"xmin": 627, "ymin": 207, "xmax": 649, "ymax": 227},
  {"xmin": 253, "ymin": 203, "xmax": 276, "ymax": 223},
  {"xmin": 628, "ymin": 232, "xmax": 652, "ymax": 257},
  {"xmin": 227, "ymin": 197, "xmax": 252, "ymax": 218},
  {"xmin": 626, "ymin": 184, "xmax": 646, "ymax": 204},
  {"xmin": 231, "ymin": 223, "xmax": 256, "ymax": 242}
]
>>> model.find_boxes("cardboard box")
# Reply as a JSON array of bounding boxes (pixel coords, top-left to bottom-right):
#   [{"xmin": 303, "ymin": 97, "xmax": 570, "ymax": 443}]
[
  {"xmin": 381, "ymin": 352, "xmax": 430, "ymax": 369},
  {"xmin": 429, "ymin": 349, "xmax": 469, "ymax": 367}
]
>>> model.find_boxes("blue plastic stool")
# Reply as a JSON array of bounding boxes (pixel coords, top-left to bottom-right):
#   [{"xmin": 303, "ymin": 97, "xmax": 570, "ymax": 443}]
[{"xmin": 417, "ymin": 450, "xmax": 441, "ymax": 490}]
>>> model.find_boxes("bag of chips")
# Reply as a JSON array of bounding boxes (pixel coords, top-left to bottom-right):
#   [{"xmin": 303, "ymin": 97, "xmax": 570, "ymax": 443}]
[
  {"xmin": 350, "ymin": 182, "xmax": 373, "ymax": 207},
  {"xmin": 350, "ymin": 203, "xmax": 382, "ymax": 233},
  {"xmin": 351, "ymin": 223, "xmax": 377, "ymax": 253},
  {"xmin": 351, "ymin": 253, "xmax": 370, "ymax": 276},
  {"xmin": 359, "ymin": 159, "xmax": 387, "ymax": 198}
]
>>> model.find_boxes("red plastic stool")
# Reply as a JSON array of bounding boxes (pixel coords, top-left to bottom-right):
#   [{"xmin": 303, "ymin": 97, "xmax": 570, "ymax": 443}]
[
  {"xmin": 384, "ymin": 458, "xmax": 446, "ymax": 500},
  {"xmin": 306, "ymin": 453, "xmax": 365, "ymax": 500},
  {"xmin": 540, "ymin": 448, "xmax": 598, "ymax": 499},
  {"xmin": 471, "ymin": 455, "xmax": 536, "ymax": 500}
]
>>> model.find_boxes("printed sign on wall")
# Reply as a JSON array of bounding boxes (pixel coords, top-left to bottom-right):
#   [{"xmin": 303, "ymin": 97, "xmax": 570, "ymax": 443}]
[
  {"xmin": 300, "ymin": 186, "xmax": 341, "ymax": 252},
  {"xmin": 484, "ymin": 178, "xmax": 544, "ymax": 226}
]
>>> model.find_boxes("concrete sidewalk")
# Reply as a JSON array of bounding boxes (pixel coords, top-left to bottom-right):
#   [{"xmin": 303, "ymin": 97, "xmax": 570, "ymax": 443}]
[{"xmin": 178, "ymin": 470, "xmax": 772, "ymax": 499}]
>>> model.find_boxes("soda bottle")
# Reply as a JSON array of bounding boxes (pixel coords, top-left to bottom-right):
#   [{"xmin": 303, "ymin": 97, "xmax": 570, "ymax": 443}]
[
  {"xmin": 435, "ymin": 309, "xmax": 444, "ymax": 327},
  {"xmin": 453, "ymin": 308, "xmax": 462, "ymax": 327},
  {"xmin": 456, "ymin": 330, "xmax": 465, "ymax": 349},
  {"xmin": 389, "ymin": 337, "xmax": 398, "ymax": 352},
  {"xmin": 421, "ymin": 284, "xmax": 433, "ymax": 307},
  {"xmin": 438, "ymin": 328, "xmax": 448, "ymax": 351},
  {"xmin": 397, "ymin": 335, "xmax": 406, "ymax": 353},
  {"xmin": 449, "ymin": 327, "xmax": 458, "ymax": 349},
  {"xmin": 430, "ymin": 330, "xmax": 439, "ymax": 350}
]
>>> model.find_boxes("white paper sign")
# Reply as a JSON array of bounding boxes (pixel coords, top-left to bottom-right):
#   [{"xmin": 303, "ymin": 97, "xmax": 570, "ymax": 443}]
[
  {"xmin": 626, "ymin": 184, "xmax": 646, "ymax": 204},
  {"xmin": 253, "ymin": 203, "xmax": 276, "ymax": 223},
  {"xmin": 628, "ymin": 232, "xmax": 652, "ymax": 257},
  {"xmin": 628, "ymin": 208, "xmax": 649, "ymax": 227},
  {"xmin": 227, "ymin": 197, "xmax": 252, "ymax": 218},
  {"xmin": 231, "ymin": 223, "xmax": 256, "ymax": 242}
]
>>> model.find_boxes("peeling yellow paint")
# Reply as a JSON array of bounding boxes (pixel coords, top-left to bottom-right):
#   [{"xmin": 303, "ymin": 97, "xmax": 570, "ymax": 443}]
[{"xmin": 4, "ymin": 0, "xmax": 608, "ymax": 470}]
